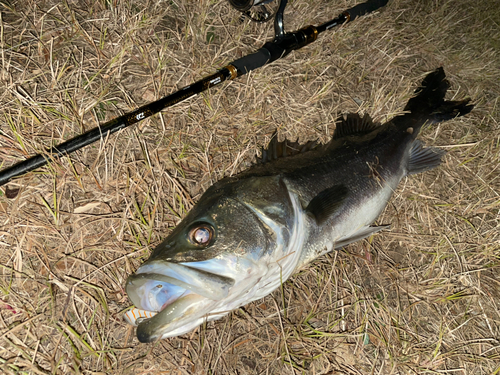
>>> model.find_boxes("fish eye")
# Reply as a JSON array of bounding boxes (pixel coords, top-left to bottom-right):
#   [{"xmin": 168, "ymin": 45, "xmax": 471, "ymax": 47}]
[{"xmin": 188, "ymin": 224, "xmax": 214, "ymax": 246}]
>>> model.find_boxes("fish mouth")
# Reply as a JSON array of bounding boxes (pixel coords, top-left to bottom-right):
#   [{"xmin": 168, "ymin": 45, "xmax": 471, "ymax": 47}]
[{"xmin": 126, "ymin": 260, "xmax": 235, "ymax": 342}]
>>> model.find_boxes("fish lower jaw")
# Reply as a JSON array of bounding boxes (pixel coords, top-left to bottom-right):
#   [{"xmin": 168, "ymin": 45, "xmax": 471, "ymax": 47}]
[
  {"xmin": 124, "ymin": 290, "xmax": 194, "ymax": 327},
  {"xmin": 135, "ymin": 294, "xmax": 214, "ymax": 342},
  {"xmin": 154, "ymin": 291, "xmax": 263, "ymax": 339},
  {"xmin": 125, "ymin": 298, "xmax": 238, "ymax": 340},
  {"xmin": 158, "ymin": 311, "xmax": 231, "ymax": 339}
]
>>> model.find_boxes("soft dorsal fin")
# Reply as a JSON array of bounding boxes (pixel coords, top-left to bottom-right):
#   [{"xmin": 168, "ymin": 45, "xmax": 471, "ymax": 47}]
[
  {"xmin": 305, "ymin": 185, "xmax": 349, "ymax": 225},
  {"xmin": 408, "ymin": 140, "xmax": 446, "ymax": 175},
  {"xmin": 333, "ymin": 113, "xmax": 379, "ymax": 139},
  {"xmin": 259, "ymin": 132, "xmax": 318, "ymax": 164}
]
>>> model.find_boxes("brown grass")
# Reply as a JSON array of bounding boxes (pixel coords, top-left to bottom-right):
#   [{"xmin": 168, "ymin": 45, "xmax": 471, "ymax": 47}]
[{"xmin": 0, "ymin": 0, "xmax": 499, "ymax": 373}]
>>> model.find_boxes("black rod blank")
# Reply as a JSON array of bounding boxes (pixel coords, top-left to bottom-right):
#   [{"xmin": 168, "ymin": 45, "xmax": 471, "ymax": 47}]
[
  {"xmin": 0, "ymin": 68, "xmax": 236, "ymax": 186},
  {"xmin": 0, "ymin": 0, "xmax": 388, "ymax": 187}
]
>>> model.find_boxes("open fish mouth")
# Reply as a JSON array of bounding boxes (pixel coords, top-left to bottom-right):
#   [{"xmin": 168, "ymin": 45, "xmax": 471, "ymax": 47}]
[{"xmin": 125, "ymin": 260, "xmax": 235, "ymax": 342}]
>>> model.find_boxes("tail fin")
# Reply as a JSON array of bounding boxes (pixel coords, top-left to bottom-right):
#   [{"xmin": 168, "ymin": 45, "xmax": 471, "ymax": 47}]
[{"xmin": 404, "ymin": 67, "xmax": 473, "ymax": 124}]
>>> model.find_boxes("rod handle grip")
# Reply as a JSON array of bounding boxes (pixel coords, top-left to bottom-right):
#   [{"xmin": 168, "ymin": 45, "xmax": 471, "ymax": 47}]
[{"xmin": 231, "ymin": 48, "xmax": 271, "ymax": 74}]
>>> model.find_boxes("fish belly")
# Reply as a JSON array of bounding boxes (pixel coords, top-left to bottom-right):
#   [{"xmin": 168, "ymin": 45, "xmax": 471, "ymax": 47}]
[{"xmin": 300, "ymin": 176, "xmax": 399, "ymax": 266}]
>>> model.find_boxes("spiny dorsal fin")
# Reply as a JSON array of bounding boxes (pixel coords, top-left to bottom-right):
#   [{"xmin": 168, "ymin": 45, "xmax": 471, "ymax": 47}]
[
  {"xmin": 408, "ymin": 140, "xmax": 446, "ymax": 175},
  {"xmin": 333, "ymin": 113, "xmax": 379, "ymax": 140},
  {"xmin": 258, "ymin": 132, "xmax": 319, "ymax": 164},
  {"xmin": 305, "ymin": 185, "xmax": 349, "ymax": 225}
]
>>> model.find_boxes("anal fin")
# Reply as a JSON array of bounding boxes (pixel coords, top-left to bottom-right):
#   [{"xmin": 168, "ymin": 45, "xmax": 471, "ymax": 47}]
[{"xmin": 334, "ymin": 225, "xmax": 390, "ymax": 249}]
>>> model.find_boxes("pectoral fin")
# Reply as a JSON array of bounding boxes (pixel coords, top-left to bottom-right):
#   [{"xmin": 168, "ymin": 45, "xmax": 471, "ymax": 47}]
[{"xmin": 306, "ymin": 185, "xmax": 349, "ymax": 225}]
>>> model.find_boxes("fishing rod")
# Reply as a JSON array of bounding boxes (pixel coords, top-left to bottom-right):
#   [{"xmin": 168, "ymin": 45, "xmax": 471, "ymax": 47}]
[{"xmin": 0, "ymin": 0, "xmax": 388, "ymax": 187}]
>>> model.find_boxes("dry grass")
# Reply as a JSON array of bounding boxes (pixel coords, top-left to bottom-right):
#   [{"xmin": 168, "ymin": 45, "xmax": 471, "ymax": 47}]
[{"xmin": 0, "ymin": 0, "xmax": 499, "ymax": 373}]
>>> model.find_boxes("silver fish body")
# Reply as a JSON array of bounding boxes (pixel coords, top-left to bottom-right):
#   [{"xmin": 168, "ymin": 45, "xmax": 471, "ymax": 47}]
[{"xmin": 126, "ymin": 68, "xmax": 473, "ymax": 342}]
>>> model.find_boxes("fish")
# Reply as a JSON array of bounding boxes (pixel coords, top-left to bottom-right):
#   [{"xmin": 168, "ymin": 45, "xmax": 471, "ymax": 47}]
[
  {"xmin": 123, "ymin": 308, "xmax": 157, "ymax": 326},
  {"xmin": 125, "ymin": 67, "xmax": 473, "ymax": 342}
]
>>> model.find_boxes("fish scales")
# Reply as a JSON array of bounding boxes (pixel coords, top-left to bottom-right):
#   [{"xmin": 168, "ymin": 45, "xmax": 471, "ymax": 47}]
[{"xmin": 125, "ymin": 68, "xmax": 473, "ymax": 342}]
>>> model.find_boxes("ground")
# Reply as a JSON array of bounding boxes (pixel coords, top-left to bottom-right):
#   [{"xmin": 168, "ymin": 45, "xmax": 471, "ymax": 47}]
[{"xmin": 0, "ymin": 0, "xmax": 499, "ymax": 374}]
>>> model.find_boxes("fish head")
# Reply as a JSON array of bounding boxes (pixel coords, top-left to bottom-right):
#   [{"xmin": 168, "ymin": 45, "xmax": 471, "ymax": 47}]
[{"xmin": 126, "ymin": 176, "xmax": 294, "ymax": 342}]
